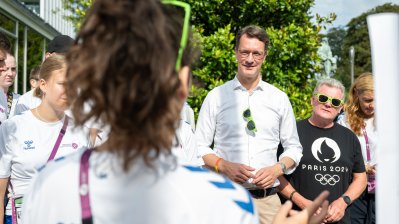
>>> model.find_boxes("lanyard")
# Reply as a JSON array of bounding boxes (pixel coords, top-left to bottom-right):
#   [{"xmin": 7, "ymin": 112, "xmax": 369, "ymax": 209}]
[
  {"xmin": 47, "ymin": 116, "xmax": 69, "ymax": 162},
  {"xmin": 361, "ymin": 127, "xmax": 371, "ymax": 162},
  {"xmin": 7, "ymin": 92, "xmax": 13, "ymax": 118},
  {"xmin": 79, "ymin": 149, "xmax": 94, "ymax": 224}
]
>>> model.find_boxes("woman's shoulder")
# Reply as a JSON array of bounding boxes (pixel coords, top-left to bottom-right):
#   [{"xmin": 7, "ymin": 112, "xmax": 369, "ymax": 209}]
[{"xmin": 1, "ymin": 110, "xmax": 36, "ymax": 127}]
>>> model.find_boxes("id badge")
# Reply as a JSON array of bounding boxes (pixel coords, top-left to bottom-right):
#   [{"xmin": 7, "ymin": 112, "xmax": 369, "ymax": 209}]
[{"xmin": 13, "ymin": 196, "xmax": 23, "ymax": 224}]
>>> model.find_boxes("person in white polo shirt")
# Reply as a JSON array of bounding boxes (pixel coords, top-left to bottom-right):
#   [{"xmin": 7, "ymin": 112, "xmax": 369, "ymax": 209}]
[{"xmin": 0, "ymin": 55, "xmax": 90, "ymax": 224}]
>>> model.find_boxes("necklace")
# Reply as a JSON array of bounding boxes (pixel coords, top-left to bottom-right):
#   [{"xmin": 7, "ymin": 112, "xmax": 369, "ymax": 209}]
[
  {"xmin": 35, "ymin": 107, "xmax": 63, "ymax": 123},
  {"xmin": 34, "ymin": 107, "xmax": 51, "ymax": 123}
]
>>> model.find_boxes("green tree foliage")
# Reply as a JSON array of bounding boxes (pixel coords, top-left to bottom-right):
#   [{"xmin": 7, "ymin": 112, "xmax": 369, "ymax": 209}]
[
  {"xmin": 61, "ymin": 0, "xmax": 93, "ymax": 31},
  {"xmin": 333, "ymin": 3, "xmax": 399, "ymax": 89},
  {"xmin": 61, "ymin": 0, "xmax": 330, "ymax": 120},
  {"xmin": 325, "ymin": 26, "xmax": 346, "ymax": 63},
  {"xmin": 325, "ymin": 27, "xmax": 348, "ymax": 88}
]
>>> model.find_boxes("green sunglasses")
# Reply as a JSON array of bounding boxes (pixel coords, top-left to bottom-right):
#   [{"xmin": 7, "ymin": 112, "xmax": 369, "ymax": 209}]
[
  {"xmin": 314, "ymin": 93, "xmax": 343, "ymax": 108},
  {"xmin": 162, "ymin": 0, "xmax": 191, "ymax": 71},
  {"xmin": 243, "ymin": 108, "xmax": 257, "ymax": 132}
]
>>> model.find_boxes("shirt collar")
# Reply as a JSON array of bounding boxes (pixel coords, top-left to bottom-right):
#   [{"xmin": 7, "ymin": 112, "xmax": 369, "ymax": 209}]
[{"xmin": 232, "ymin": 76, "xmax": 265, "ymax": 91}]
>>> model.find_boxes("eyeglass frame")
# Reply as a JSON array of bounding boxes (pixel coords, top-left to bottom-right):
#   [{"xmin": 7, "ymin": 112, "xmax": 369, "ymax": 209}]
[
  {"xmin": 243, "ymin": 108, "xmax": 257, "ymax": 132},
  {"xmin": 314, "ymin": 93, "xmax": 343, "ymax": 108},
  {"xmin": 161, "ymin": 0, "xmax": 191, "ymax": 71},
  {"xmin": 237, "ymin": 49, "xmax": 265, "ymax": 61}
]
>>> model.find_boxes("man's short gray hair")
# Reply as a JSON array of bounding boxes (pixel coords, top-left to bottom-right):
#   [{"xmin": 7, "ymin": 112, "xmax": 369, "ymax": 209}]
[{"xmin": 313, "ymin": 78, "xmax": 345, "ymax": 99}]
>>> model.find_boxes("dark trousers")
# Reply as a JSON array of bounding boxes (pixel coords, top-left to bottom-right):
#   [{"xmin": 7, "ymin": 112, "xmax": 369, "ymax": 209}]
[{"xmin": 350, "ymin": 190, "xmax": 375, "ymax": 224}]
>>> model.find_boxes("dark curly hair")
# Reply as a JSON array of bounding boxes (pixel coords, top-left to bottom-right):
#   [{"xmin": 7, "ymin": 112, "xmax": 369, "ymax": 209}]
[{"xmin": 66, "ymin": 0, "xmax": 194, "ymax": 170}]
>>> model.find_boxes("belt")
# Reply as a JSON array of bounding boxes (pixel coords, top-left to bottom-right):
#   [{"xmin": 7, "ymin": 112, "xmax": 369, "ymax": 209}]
[{"xmin": 248, "ymin": 187, "xmax": 279, "ymax": 199}]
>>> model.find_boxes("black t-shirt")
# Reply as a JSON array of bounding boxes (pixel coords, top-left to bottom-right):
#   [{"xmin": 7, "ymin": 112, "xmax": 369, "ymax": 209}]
[{"xmin": 290, "ymin": 119, "xmax": 365, "ymax": 223}]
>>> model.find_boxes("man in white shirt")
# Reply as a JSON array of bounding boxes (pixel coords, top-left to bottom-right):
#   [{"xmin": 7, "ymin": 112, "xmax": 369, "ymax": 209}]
[{"xmin": 195, "ymin": 25, "xmax": 303, "ymax": 224}]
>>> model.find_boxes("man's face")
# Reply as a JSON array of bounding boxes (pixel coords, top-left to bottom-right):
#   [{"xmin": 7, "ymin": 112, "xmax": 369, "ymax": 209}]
[
  {"xmin": 235, "ymin": 34, "xmax": 266, "ymax": 81},
  {"xmin": 0, "ymin": 50, "xmax": 6, "ymax": 72},
  {"xmin": 0, "ymin": 53, "xmax": 17, "ymax": 89},
  {"xmin": 311, "ymin": 84, "xmax": 344, "ymax": 123}
]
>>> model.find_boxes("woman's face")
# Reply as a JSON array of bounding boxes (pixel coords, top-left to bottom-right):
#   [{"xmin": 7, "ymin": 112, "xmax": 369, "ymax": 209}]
[
  {"xmin": 0, "ymin": 54, "xmax": 17, "ymax": 89},
  {"xmin": 40, "ymin": 68, "xmax": 68, "ymax": 111},
  {"xmin": 359, "ymin": 90, "xmax": 374, "ymax": 118}
]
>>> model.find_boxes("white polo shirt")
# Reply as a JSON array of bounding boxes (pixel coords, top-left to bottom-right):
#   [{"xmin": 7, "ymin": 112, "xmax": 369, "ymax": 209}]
[{"xmin": 0, "ymin": 110, "xmax": 90, "ymax": 215}]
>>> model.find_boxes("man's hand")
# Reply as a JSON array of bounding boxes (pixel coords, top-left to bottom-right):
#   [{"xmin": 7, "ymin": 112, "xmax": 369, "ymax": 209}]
[
  {"xmin": 252, "ymin": 164, "xmax": 282, "ymax": 189},
  {"xmin": 273, "ymin": 191, "xmax": 330, "ymax": 224},
  {"xmin": 218, "ymin": 160, "xmax": 255, "ymax": 184},
  {"xmin": 324, "ymin": 197, "xmax": 347, "ymax": 223}
]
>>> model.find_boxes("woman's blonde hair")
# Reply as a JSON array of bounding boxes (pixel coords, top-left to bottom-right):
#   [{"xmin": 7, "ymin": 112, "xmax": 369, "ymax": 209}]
[
  {"xmin": 35, "ymin": 55, "xmax": 66, "ymax": 98},
  {"xmin": 344, "ymin": 72, "xmax": 374, "ymax": 135}
]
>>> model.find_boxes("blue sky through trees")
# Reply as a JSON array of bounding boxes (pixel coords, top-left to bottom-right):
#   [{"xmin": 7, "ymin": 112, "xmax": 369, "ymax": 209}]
[{"xmin": 311, "ymin": 0, "xmax": 397, "ymax": 29}]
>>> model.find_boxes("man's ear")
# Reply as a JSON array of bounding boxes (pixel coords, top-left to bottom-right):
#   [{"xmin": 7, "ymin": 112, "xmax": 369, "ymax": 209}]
[{"xmin": 177, "ymin": 66, "xmax": 190, "ymax": 100}]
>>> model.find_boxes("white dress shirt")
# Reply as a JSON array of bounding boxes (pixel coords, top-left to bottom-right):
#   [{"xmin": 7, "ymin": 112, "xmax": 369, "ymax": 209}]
[{"xmin": 196, "ymin": 77, "xmax": 302, "ymax": 188}]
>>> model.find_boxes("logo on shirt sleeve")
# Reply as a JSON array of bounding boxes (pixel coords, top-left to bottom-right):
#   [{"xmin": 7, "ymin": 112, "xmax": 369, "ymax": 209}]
[
  {"xmin": 184, "ymin": 166, "xmax": 255, "ymax": 215},
  {"xmin": 209, "ymin": 177, "xmax": 255, "ymax": 214}
]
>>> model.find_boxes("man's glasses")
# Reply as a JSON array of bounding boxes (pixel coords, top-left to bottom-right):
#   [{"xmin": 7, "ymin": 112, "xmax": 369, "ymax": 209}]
[
  {"xmin": 243, "ymin": 108, "xmax": 257, "ymax": 132},
  {"xmin": 237, "ymin": 50, "xmax": 265, "ymax": 61},
  {"xmin": 162, "ymin": 0, "xmax": 191, "ymax": 71},
  {"xmin": 314, "ymin": 93, "xmax": 343, "ymax": 108}
]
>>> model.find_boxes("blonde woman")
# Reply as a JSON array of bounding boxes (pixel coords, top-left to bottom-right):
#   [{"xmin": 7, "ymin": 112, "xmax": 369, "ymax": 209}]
[
  {"xmin": 338, "ymin": 73, "xmax": 376, "ymax": 224},
  {"xmin": 0, "ymin": 55, "xmax": 90, "ymax": 224}
]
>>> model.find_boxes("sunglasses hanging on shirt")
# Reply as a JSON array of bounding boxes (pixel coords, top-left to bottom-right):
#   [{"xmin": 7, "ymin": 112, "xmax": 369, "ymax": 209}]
[{"xmin": 243, "ymin": 108, "xmax": 257, "ymax": 132}]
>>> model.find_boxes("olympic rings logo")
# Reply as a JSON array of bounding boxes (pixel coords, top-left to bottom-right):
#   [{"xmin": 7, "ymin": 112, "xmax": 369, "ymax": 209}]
[{"xmin": 315, "ymin": 173, "xmax": 340, "ymax": 186}]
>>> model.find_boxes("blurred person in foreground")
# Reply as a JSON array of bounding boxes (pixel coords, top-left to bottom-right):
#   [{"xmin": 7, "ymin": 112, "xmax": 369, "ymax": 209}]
[{"xmin": 21, "ymin": 0, "xmax": 258, "ymax": 223}]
